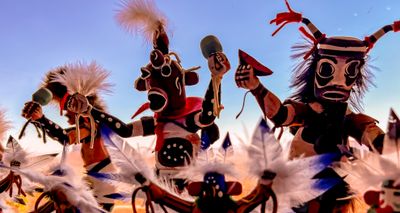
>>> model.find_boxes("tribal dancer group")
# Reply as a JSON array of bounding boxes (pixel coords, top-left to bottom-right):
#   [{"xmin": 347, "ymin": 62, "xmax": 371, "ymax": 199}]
[{"xmin": 1, "ymin": 0, "xmax": 400, "ymax": 212}]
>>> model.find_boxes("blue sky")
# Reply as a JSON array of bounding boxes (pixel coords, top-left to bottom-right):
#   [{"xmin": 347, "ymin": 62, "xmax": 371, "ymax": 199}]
[{"xmin": 0, "ymin": 0, "xmax": 399, "ymax": 151}]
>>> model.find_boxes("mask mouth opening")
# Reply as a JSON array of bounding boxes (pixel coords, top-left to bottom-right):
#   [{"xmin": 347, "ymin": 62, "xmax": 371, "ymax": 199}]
[
  {"xmin": 148, "ymin": 88, "xmax": 168, "ymax": 112},
  {"xmin": 321, "ymin": 90, "xmax": 348, "ymax": 101}
]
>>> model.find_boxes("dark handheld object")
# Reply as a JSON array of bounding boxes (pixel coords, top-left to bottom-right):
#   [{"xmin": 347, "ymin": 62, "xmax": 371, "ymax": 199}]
[
  {"xmin": 32, "ymin": 87, "xmax": 53, "ymax": 106},
  {"xmin": 200, "ymin": 35, "xmax": 223, "ymax": 58},
  {"xmin": 19, "ymin": 88, "xmax": 53, "ymax": 142}
]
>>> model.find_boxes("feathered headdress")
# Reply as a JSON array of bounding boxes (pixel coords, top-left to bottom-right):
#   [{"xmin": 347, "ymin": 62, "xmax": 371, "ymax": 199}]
[
  {"xmin": 47, "ymin": 60, "xmax": 112, "ymax": 110},
  {"xmin": 116, "ymin": 0, "xmax": 169, "ymax": 54},
  {"xmin": 45, "ymin": 61, "xmax": 113, "ymax": 147},
  {"xmin": 335, "ymin": 109, "xmax": 400, "ymax": 195}
]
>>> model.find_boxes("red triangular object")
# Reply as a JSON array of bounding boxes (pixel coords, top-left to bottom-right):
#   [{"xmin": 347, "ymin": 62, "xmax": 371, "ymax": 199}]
[{"xmin": 238, "ymin": 49, "xmax": 273, "ymax": 76}]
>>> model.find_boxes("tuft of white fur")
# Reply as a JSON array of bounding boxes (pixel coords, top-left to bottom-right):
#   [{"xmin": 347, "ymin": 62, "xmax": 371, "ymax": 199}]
[
  {"xmin": 246, "ymin": 120, "xmax": 335, "ymax": 212},
  {"xmin": 116, "ymin": 0, "xmax": 167, "ymax": 41},
  {"xmin": 50, "ymin": 61, "xmax": 112, "ymax": 97}
]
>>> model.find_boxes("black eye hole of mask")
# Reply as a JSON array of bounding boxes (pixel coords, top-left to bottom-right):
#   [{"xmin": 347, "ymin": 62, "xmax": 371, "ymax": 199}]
[
  {"xmin": 318, "ymin": 61, "xmax": 335, "ymax": 79},
  {"xmin": 140, "ymin": 67, "xmax": 151, "ymax": 79},
  {"xmin": 161, "ymin": 64, "xmax": 172, "ymax": 77},
  {"xmin": 345, "ymin": 61, "xmax": 361, "ymax": 79}
]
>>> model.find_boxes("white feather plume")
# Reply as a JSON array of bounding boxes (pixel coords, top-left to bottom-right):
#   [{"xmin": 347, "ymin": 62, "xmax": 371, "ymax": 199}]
[
  {"xmin": 246, "ymin": 119, "xmax": 337, "ymax": 212},
  {"xmin": 0, "ymin": 136, "xmax": 58, "ymax": 197},
  {"xmin": 100, "ymin": 127, "xmax": 153, "ymax": 184},
  {"xmin": 50, "ymin": 61, "xmax": 112, "ymax": 97},
  {"xmin": 116, "ymin": 0, "xmax": 167, "ymax": 41},
  {"xmin": 335, "ymin": 147, "xmax": 400, "ymax": 195},
  {"xmin": 334, "ymin": 110, "xmax": 400, "ymax": 197},
  {"xmin": 97, "ymin": 128, "xmax": 197, "ymax": 202},
  {"xmin": 18, "ymin": 163, "xmax": 104, "ymax": 212}
]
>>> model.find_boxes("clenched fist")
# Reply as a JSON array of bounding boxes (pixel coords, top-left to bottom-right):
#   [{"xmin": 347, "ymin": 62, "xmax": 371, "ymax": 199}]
[
  {"xmin": 22, "ymin": 101, "xmax": 43, "ymax": 120},
  {"xmin": 66, "ymin": 93, "xmax": 90, "ymax": 114},
  {"xmin": 208, "ymin": 52, "xmax": 231, "ymax": 77},
  {"xmin": 235, "ymin": 64, "xmax": 260, "ymax": 90}
]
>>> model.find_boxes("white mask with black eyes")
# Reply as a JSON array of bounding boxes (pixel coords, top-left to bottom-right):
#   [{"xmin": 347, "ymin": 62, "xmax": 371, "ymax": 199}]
[
  {"xmin": 380, "ymin": 186, "xmax": 400, "ymax": 211},
  {"xmin": 314, "ymin": 56, "xmax": 362, "ymax": 102}
]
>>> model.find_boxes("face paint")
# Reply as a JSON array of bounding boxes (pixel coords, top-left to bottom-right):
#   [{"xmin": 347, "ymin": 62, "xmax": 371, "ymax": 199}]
[
  {"xmin": 380, "ymin": 186, "xmax": 400, "ymax": 211},
  {"xmin": 314, "ymin": 55, "xmax": 362, "ymax": 102},
  {"xmin": 137, "ymin": 54, "xmax": 188, "ymax": 114}
]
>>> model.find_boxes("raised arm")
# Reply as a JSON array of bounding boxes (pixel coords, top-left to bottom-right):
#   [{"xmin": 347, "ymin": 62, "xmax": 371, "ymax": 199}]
[
  {"xmin": 64, "ymin": 94, "xmax": 156, "ymax": 138},
  {"xmin": 191, "ymin": 52, "xmax": 230, "ymax": 128},
  {"xmin": 235, "ymin": 64, "xmax": 302, "ymax": 127},
  {"xmin": 22, "ymin": 101, "xmax": 69, "ymax": 145}
]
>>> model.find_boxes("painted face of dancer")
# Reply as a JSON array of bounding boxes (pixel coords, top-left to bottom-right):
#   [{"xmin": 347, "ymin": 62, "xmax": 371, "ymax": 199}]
[
  {"xmin": 314, "ymin": 55, "xmax": 363, "ymax": 102},
  {"xmin": 135, "ymin": 49, "xmax": 199, "ymax": 114}
]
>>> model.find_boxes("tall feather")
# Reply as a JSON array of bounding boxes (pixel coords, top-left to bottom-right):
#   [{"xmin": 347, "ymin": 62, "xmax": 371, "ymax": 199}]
[
  {"xmin": 116, "ymin": 0, "xmax": 167, "ymax": 42},
  {"xmin": 96, "ymin": 127, "xmax": 194, "ymax": 202},
  {"xmin": 100, "ymin": 126, "xmax": 152, "ymax": 183},
  {"xmin": 50, "ymin": 61, "xmax": 112, "ymax": 97}
]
